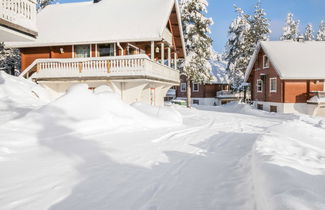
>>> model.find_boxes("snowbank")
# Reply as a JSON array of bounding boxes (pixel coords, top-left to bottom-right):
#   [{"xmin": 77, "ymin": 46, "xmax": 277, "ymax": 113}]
[
  {"xmin": 15, "ymin": 84, "xmax": 183, "ymax": 136},
  {"xmin": 132, "ymin": 102, "xmax": 183, "ymax": 125},
  {"xmin": 253, "ymin": 119, "xmax": 325, "ymax": 210},
  {"xmin": 0, "ymin": 72, "xmax": 51, "ymax": 124}
]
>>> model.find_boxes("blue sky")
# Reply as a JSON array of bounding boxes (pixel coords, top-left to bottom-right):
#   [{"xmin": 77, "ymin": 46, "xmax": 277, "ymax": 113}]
[
  {"xmin": 209, "ymin": 0, "xmax": 325, "ymax": 52},
  {"xmin": 58, "ymin": 0, "xmax": 325, "ymax": 52}
]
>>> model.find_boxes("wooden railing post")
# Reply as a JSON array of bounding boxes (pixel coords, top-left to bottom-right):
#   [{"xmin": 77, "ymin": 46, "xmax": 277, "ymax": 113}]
[
  {"xmin": 78, "ymin": 62, "xmax": 83, "ymax": 73},
  {"xmin": 107, "ymin": 61, "xmax": 111, "ymax": 73},
  {"xmin": 36, "ymin": 63, "xmax": 40, "ymax": 72}
]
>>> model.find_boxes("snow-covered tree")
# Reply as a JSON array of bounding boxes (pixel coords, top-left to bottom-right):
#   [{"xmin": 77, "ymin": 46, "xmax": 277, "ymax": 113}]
[
  {"xmin": 248, "ymin": 1, "xmax": 271, "ymax": 48},
  {"xmin": 316, "ymin": 20, "xmax": 325, "ymax": 41},
  {"xmin": 36, "ymin": 0, "xmax": 55, "ymax": 12},
  {"xmin": 0, "ymin": 43, "xmax": 20, "ymax": 76},
  {"xmin": 304, "ymin": 24, "xmax": 314, "ymax": 41},
  {"xmin": 180, "ymin": 0, "xmax": 213, "ymax": 107},
  {"xmin": 225, "ymin": 2, "xmax": 270, "ymax": 89},
  {"xmin": 281, "ymin": 13, "xmax": 300, "ymax": 41},
  {"xmin": 224, "ymin": 8, "xmax": 250, "ymax": 88}
]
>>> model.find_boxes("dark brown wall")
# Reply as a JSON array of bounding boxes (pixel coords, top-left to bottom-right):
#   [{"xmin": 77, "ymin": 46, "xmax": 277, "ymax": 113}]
[
  {"xmin": 176, "ymin": 75, "xmax": 229, "ymax": 98},
  {"xmin": 248, "ymin": 49, "xmax": 283, "ymax": 103}
]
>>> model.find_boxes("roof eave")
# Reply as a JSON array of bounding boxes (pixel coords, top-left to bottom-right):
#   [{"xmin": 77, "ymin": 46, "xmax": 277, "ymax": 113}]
[{"xmin": 5, "ymin": 37, "xmax": 164, "ymax": 49}]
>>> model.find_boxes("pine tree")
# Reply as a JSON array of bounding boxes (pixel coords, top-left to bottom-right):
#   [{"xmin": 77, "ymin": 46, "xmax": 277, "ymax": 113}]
[
  {"xmin": 316, "ymin": 20, "xmax": 325, "ymax": 41},
  {"xmin": 225, "ymin": 2, "xmax": 270, "ymax": 89},
  {"xmin": 304, "ymin": 24, "xmax": 314, "ymax": 41},
  {"xmin": 224, "ymin": 8, "xmax": 250, "ymax": 88},
  {"xmin": 0, "ymin": 43, "xmax": 20, "ymax": 76},
  {"xmin": 248, "ymin": 1, "xmax": 271, "ymax": 49},
  {"xmin": 180, "ymin": 0, "xmax": 213, "ymax": 107},
  {"xmin": 281, "ymin": 13, "xmax": 300, "ymax": 41}
]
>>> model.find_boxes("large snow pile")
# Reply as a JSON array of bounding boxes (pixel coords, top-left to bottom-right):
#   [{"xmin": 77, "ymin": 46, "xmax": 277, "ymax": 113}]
[
  {"xmin": 0, "ymin": 71, "xmax": 51, "ymax": 124},
  {"xmin": 28, "ymin": 84, "xmax": 182, "ymax": 134}
]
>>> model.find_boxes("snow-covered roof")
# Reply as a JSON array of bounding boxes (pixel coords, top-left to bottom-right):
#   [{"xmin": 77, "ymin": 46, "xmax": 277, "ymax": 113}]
[
  {"xmin": 245, "ymin": 41, "xmax": 325, "ymax": 81},
  {"xmin": 6, "ymin": 0, "xmax": 185, "ymax": 53}
]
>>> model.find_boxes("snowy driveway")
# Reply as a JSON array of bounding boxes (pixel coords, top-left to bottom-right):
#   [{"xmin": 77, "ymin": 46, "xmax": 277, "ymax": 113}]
[{"xmin": 2, "ymin": 100, "xmax": 325, "ymax": 210}]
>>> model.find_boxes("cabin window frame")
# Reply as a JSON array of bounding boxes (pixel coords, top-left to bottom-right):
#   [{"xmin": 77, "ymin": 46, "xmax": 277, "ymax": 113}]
[
  {"xmin": 192, "ymin": 83, "xmax": 199, "ymax": 92},
  {"xmin": 263, "ymin": 55, "xmax": 270, "ymax": 69},
  {"xmin": 97, "ymin": 43, "xmax": 115, "ymax": 57},
  {"xmin": 181, "ymin": 83, "xmax": 187, "ymax": 92},
  {"xmin": 193, "ymin": 99, "xmax": 200, "ymax": 105},
  {"xmin": 270, "ymin": 78, "xmax": 277, "ymax": 93},
  {"xmin": 257, "ymin": 79, "xmax": 263, "ymax": 93},
  {"xmin": 74, "ymin": 44, "xmax": 91, "ymax": 58}
]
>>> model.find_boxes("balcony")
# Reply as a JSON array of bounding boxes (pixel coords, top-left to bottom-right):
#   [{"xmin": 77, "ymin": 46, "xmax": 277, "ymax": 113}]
[
  {"xmin": 307, "ymin": 91, "xmax": 325, "ymax": 105},
  {"xmin": 216, "ymin": 90, "xmax": 245, "ymax": 99},
  {"xmin": 20, "ymin": 55, "xmax": 180, "ymax": 84},
  {"xmin": 0, "ymin": 0, "xmax": 37, "ymax": 41}
]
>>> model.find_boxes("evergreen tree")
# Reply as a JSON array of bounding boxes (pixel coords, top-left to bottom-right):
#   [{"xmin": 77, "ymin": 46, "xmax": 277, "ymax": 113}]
[
  {"xmin": 304, "ymin": 24, "xmax": 314, "ymax": 41},
  {"xmin": 281, "ymin": 13, "xmax": 300, "ymax": 41},
  {"xmin": 224, "ymin": 8, "xmax": 250, "ymax": 88},
  {"xmin": 0, "ymin": 43, "xmax": 20, "ymax": 76},
  {"xmin": 180, "ymin": 0, "xmax": 213, "ymax": 107},
  {"xmin": 225, "ymin": 2, "xmax": 270, "ymax": 89},
  {"xmin": 316, "ymin": 20, "xmax": 325, "ymax": 41},
  {"xmin": 248, "ymin": 1, "xmax": 271, "ymax": 49}
]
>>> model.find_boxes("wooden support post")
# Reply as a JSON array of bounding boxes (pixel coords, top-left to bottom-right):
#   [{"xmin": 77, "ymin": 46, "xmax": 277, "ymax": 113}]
[
  {"xmin": 107, "ymin": 61, "xmax": 111, "ymax": 73},
  {"xmin": 151, "ymin": 41, "xmax": 155, "ymax": 60},
  {"xmin": 161, "ymin": 42, "xmax": 164, "ymax": 65},
  {"xmin": 36, "ymin": 63, "xmax": 40, "ymax": 72},
  {"xmin": 174, "ymin": 52, "xmax": 177, "ymax": 70},
  {"xmin": 168, "ymin": 47, "xmax": 171, "ymax": 67},
  {"xmin": 79, "ymin": 62, "xmax": 83, "ymax": 73}
]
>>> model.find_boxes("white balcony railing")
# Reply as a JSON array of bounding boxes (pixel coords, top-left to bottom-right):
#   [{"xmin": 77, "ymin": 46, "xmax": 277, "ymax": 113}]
[
  {"xmin": 0, "ymin": 0, "xmax": 37, "ymax": 33},
  {"xmin": 20, "ymin": 55, "xmax": 180, "ymax": 83},
  {"xmin": 216, "ymin": 90, "xmax": 245, "ymax": 98}
]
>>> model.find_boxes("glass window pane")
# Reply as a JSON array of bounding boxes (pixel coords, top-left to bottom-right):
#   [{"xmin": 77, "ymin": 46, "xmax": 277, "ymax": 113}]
[
  {"xmin": 75, "ymin": 45, "xmax": 90, "ymax": 58},
  {"xmin": 98, "ymin": 44, "xmax": 114, "ymax": 57}
]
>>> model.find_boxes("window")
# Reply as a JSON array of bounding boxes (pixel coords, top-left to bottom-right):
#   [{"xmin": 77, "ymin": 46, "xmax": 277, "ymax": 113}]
[
  {"xmin": 257, "ymin": 79, "xmax": 263, "ymax": 92},
  {"xmin": 270, "ymin": 78, "xmax": 277, "ymax": 93},
  {"xmin": 193, "ymin": 83, "xmax": 199, "ymax": 92},
  {"xmin": 97, "ymin": 44, "xmax": 114, "ymax": 57},
  {"xmin": 263, "ymin": 55, "xmax": 270, "ymax": 69},
  {"xmin": 257, "ymin": 104, "xmax": 263, "ymax": 110},
  {"xmin": 181, "ymin": 83, "xmax": 186, "ymax": 92},
  {"xmin": 270, "ymin": 105, "xmax": 277, "ymax": 113},
  {"xmin": 193, "ymin": 99, "xmax": 200, "ymax": 105},
  {"xmin": 74, "ymin": 45, "xmax": 91, "ymax": 58}
]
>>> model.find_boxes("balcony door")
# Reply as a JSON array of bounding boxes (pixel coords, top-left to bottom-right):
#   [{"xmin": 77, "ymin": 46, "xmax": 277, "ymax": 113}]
[
  {"xmin": 97, "ymin": 44, "xmax": 114, "ymax": 57},
  {"xmin": 74, "ymin": 45, "xmax": 91, "ymax": 58}
]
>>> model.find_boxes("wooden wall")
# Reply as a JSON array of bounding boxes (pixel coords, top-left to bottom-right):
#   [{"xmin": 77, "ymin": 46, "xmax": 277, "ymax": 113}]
[
  {"xmin": 176, "ymin": 75, "xmax": 229, "ymax": 98},
  {"xmin": 248, "ymin": 49, "xmax": 283, "ymax": 103},
  {"xmin": 21, "ymin": 46, "xmax": 73, "ymax": 71}
]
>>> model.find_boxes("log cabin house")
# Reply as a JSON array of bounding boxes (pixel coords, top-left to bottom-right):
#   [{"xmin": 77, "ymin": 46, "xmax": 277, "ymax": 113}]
[
  {"xmin": 245, "ymin": 41, "xmax": 325, "ymax": 116},
  {"xmin": 6, "ymin": 0, "xmax": 185, "ymax": 106},
  {"xmin": 176, "ymin": 70, "xmax": 231, "ymax": 106}
]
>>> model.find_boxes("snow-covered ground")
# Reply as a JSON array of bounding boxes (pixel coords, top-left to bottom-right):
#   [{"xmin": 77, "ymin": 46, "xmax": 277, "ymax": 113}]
[{"xmin": 1, "ymin": 72, "xmax": 325, "ymax": 210}]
